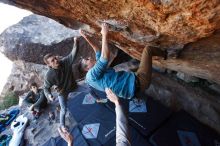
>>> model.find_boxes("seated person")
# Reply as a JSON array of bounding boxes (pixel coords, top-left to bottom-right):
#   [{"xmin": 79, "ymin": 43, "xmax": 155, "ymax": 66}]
[{"xmin": 24, "ymin": 82, "xmax": 47, "ymax": 118}]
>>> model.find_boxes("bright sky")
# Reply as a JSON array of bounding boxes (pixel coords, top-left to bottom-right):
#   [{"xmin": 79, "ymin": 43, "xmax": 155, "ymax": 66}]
[{"xmin": 0, "ymin": 3, "xmax": 32, "ymax": 94}]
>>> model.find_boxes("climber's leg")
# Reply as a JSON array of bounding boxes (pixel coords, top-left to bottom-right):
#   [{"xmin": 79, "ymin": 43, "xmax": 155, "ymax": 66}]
[{"xmin": 135, "ymin": 46, "xmax": 152, "ymax": 92}]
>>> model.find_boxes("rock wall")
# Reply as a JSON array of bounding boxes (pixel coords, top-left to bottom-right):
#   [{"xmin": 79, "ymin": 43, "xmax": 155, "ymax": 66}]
[
  {"xmin": 146, "ymin": 72, "xmax": 220, "ymax": 133},
  {"xmin": 1, "ymin": 60, "xmax": 47, "ymax": 96},
  {"xmin": 153, "ymin": 30, "xmax": 220, "ymax": 85}
]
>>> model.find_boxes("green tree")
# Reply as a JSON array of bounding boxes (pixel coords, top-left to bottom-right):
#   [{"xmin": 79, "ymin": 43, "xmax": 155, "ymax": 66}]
[{"xmin": 0, "ymin": 92, "xmax": 18, "ymax": 110}]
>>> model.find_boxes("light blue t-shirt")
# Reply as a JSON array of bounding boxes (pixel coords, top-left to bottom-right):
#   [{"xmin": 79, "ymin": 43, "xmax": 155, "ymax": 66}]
[{"xmin": 86, "ymin": 51, "xmax": 136, "ymax": 99}]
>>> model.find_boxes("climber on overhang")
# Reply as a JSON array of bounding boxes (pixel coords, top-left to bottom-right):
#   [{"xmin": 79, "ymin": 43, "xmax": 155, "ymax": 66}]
[{"xmin": 78, "ymin": 22, "xmax": 165, "ymax": 99}]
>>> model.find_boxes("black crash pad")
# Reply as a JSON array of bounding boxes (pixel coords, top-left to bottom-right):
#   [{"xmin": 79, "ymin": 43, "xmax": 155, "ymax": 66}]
[
  {"xmin": 104, "ymin": 126, "xmax": 152, "ymax": 146},
  {"xmin": 68, "ymin": 91, "xmax": 103, "ymax": 123},
  {"xmin": 78, "ymin": 106, "xmax": 116, "ymax": 146},
  {"xmin": 104, "ymin": 95, "xmax": 172, "ymax": 137},
  {"xmin": 150, "ymin": 110, "xmax": 220, "ymax": 146}
]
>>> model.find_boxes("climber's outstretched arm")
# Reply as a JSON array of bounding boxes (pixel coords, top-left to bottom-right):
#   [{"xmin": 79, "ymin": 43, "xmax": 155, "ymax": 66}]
[
  {"xmin": 79, "ymin": 29, "xmax": 100, "ymax": 53},
  {"xmin": 100, "ymin": 23, "xmax": 110, "ymax": 61}
]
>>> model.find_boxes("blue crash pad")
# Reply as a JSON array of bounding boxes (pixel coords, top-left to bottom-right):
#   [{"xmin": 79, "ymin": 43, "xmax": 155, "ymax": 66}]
[{"xmin": 0, "ymin": 109, "xmax": 19, "ymax": 133}]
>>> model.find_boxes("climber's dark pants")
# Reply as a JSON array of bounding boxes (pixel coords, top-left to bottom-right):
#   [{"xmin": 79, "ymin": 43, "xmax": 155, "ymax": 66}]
[{"xmin": 34, "ymin": 96, "xmax": 47, "ymax": 112}]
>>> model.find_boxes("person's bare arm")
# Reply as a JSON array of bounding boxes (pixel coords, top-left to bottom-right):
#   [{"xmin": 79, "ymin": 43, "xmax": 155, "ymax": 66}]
[
  {"xmin": 100, "ymin": 23, "xmax": 110, "ymax": 60},
  {"xmin": 79, "ymin": 29, "xmax": 100, "ymax": 53},
  {"xmin": 105, "ymin": 88, "xmax": 131, "ymax": 146},
  {"xmin": 58, "ymin": 127, "xmax": 73, "ymax": 146}
]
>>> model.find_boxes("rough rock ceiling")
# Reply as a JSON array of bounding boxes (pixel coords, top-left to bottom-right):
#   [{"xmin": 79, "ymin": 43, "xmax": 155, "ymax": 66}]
[
  {"xmin": 0, "ymin": 0, "xmax": 220, "ymax": 84},
  {"xmin": 1, "ymin": 0, "xmax": 220, "ymax": 57}
]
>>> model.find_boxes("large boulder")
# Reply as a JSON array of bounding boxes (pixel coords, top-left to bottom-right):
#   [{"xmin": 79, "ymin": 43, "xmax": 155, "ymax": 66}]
[
  {"xmin": 0, "ymin": 14, "xmax": 118, "ymax": 64},
  {"xmin": 0, "ymin": 14, "xmax": 80, "ymax": 64}
]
